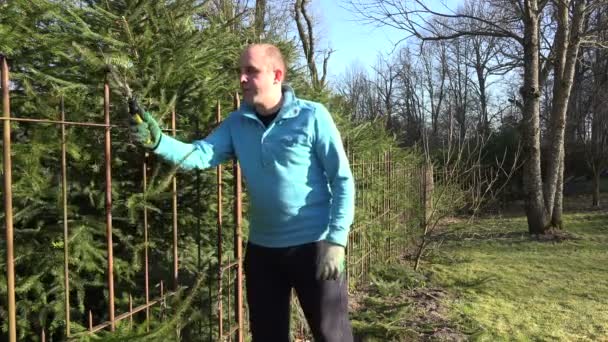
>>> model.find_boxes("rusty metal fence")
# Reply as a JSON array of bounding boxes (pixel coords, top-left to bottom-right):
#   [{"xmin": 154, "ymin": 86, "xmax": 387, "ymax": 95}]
[
  {"xmin": 1, "ymin": 56, "xmax": 246, "ymax": 341},
  {"xmin": 1, "ymin": 56, "xmax": 433, "ymax": 341},
  {"xmin": 346, "ymin": 150, "xmax": 426, "ymax": 285}
]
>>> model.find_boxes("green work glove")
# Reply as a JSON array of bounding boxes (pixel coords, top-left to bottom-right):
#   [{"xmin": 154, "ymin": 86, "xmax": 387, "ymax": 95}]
[
  {"xmin": 129, "ymin": 98, "xmax": 162, "ymax": 149},
  {"xmin": 317, "ymin": 242, "xmax": 346, "ymax": 281}
]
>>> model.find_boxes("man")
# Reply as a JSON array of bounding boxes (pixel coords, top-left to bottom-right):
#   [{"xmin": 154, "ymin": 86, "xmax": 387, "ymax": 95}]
[{"xmin": 130, "ymin": 43, "xmax": 355, "ymax": 341}]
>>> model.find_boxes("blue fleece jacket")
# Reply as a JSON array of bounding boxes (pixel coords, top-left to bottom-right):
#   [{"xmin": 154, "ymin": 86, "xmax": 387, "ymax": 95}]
[{"xmin": 153, "ymin": 86, "xmax": 355, "ymax": 248}]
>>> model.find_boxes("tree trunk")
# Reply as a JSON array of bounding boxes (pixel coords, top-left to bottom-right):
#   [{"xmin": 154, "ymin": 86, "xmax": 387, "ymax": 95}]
[
  {"xmin": 253, "ymin": 0, "xmax": 266, "ymax": 41},
  {"xmin": 592, "ymin": 169, "xmax": 601, "ymax": 208},
  {"xmin": 475, "ymin": 63, "xmax": 488, "ymax": 138},
  {"xmin": 551, "ymin": 152, "xmax": 564, "ymax": 228},
  {"xmin": 521, "ymin": 0, "xmax": 548, "ymax": 234},
  {"xmin": 543, "ymin": 0, "xmax": 585, "ymax": 229}
]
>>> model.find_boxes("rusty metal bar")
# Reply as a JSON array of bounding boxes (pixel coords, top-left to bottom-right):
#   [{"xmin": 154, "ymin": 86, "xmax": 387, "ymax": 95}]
[
  {"xmin": 216, "ymin": 100, "xmax": 224, "ymax": 340},
  {"xmin": 386, "ymin": 151, "xmax": 392, "ymax": 261},
  {"xmin": 103, "ymin": 75, "xmax": 115, "ymax": 331},
  {"xmin": 2, "ymin": 55, "xmax": 17, "ymax": 342},
  {"xmin": 227, "ymin": 256, "xmax": 232, "ymax": 340},
  {"xmin": 233, "ymin": 92, "xmax": 244, "ymax": 342},
  {"xmin": 221, "ymin": 261, "xmax": 239, "ymax": 272},
  {"xmin": 143, "ymin": 152, "xmax": 150, "ymax": 331},
  {"xmin": 346, "ymin": 149, "xmax": 353, "ymax": 284},
  {"xmin": 194, "ymin": 116, "xmax": 207, "ymax": 340},
  {"xmin": 226, "ymin": 325, "xmax": 239, "ymax": 338},
  {"xmin": 41, "ymin": 329, "xmax": 45, "ymax": 342},
  {"xmin": 351, "ymin": 152, "xmax": 365, "ymax": 282},
  {"xmin": 351, "ymin": 249, "xmax": 374, "ymax": 268},
  {"xmin": 0, "ymin": 117, "xmax": 183, "ymax": 135},
  {"xmin": 355, "ymin": 152, "xmax": 361, "ymax": 283},
  {"xmin": 171, "ymin": 108, "xmax": 179, "ymax": 290},
  {"xmin": 116, "ymin": 293, "xmax": 175, "ymax": 323},
  {"xmin": 0, "ymin": 116, "xmax": 119, "ymax": 127},
  {"xmin": 84, "ymin": 291, "xmax": 177, "ymax": 335},
  {"xmin": 383, "ymin": 151, "xmax": 388, "ymax": 261},
  {"xmin": 363, "ymin": 156, "xmax": 369, "ymax": 281},
  {"xmin": 129, "ymin": 294, "xmax": 133, "ymax": 329},
  {"xmin": 60, "ymin": 95, "xmax": 71, "ymax": 338}
]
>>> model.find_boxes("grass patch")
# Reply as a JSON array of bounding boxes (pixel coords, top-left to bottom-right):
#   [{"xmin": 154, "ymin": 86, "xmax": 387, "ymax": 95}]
[
  {"xmin": 428, "ymin": 211, "xmax": 608, "ymax": 341},
  {"xmin": 351, "ymin": 211, "xmax": 608, "ymax": 341},
  {"xmin": 351, "ymin": 265, "xmax": 465, "ymax": 341}
]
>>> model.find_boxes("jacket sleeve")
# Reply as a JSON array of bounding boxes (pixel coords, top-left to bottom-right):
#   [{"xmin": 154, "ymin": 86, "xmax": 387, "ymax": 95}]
[
  {"xmin": 153, "ymin": 115, "xmax": 235, "ymax": 170},
  {"xmin": 313, "ymin": 105, "xmax": 355, "ymax": 247}
]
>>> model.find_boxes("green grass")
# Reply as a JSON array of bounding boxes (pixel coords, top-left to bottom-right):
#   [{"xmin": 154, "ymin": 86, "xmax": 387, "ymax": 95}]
[
  {"xmin": 352, "ymin": 210, "xmax": 608, "ymax": 341},
  {"xmin": 428, "ymin": 211, "xmax": 608, "ymax": 341}
]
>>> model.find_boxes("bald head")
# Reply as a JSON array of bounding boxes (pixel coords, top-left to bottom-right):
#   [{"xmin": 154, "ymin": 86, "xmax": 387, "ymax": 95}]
[
  {"xmin": 241, "ymin": 44, "xmax": 287, "ymax": 82},
  {"xmin": 239, "ymin": 43, "xmax": 286, "ymax": 114}
]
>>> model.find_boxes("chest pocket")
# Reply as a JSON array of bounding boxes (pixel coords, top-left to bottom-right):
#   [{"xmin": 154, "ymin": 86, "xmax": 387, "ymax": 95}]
[
  {"xmin": 280, "ymin": 134, "xmax": 308, "ymax": 147},
  {"xmin": 272, "ymin": 133, "xmax": 311, "ymax": 166}
]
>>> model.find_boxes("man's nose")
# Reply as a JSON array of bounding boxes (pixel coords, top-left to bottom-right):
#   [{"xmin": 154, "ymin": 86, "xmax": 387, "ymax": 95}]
[{"xmin": 240, "ymin": 73, "xmax": 247, "ymax": 84}]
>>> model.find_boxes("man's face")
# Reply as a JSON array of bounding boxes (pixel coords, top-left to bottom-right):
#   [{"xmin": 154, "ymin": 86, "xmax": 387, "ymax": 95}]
[{"xmin": 239, "ymin": 47, "xmax": 278, "ymax": 107}]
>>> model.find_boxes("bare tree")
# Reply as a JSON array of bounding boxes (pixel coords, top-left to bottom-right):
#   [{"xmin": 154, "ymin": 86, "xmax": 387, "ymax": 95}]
[
  {"xmin": 209, "ymin": 0, "xmax": 249, "ymax": 31},
  {"xmin": 338, "ymin": 63, "xmax": 381, "ymax": 121},
  {"xmin": 586, "ymin": 53, "xmax": 608, "ymax": 208},
  {"xmin": 294, "ymin": 0, "xmax": 333, "ymax": 90},
  {"xmin": 347, "ymin": 0, "xmax": 595, "ymax": 234},
  {"xmin": 420, "ymin": 41, "xmax": 449, "ymax": 140},
  {"xmin": 571, "ymin": 7, "xmax": 608, "ymax": 207},
  {"xmin": 463, "ymin": 1, "xmax": 511, "ymax": 138},
  {"xmin": 253, "ymin": 0, "xmax": 266, "ymax": 40},
  {"xmin": 395, "ymin": 48, "xmax": 426, "ymax": 145},
  {"xmin": 371, "ymin": 55, "xmax": 400, "ymax": 131},
  {"xmin": 446, "ymin": 36, "xmax": 474, "ymax": 144}
]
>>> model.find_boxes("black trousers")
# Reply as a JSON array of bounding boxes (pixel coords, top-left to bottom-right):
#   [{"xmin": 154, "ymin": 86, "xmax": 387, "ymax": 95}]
[{"xmin": 244, "ymin": 241, "xmax": 354, "ymax": 342}]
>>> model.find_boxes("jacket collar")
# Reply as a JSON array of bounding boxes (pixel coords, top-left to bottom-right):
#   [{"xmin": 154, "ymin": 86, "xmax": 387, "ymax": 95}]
[{"xmin": 239, "ymin": 85, "xmax": 301, "ymax": 121}]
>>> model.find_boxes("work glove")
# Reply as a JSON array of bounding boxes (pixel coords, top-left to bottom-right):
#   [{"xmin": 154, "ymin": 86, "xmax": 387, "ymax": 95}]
[
  {"xmin": 129, "ymin": 97, "xmax": 162, "ymax": 149},
  {"xmin": 317, "ymin": 242, "xmax": 346, "ymax": 281}
]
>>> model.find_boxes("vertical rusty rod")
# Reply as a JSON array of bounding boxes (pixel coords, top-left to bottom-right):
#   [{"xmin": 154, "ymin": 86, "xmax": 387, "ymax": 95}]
[
  {"xmin": 346, "ymin": 151, "xmax": 354, "ymax": 284},
  {"xmin": 216, "ymin": 100, "xmax": 224, "ymax": 340},
  {"xmin": 60, "ymin": 95, "xmax": 71, "ymax": 337},
  {"xmin": 371, "ymin": 154, "xmax": 377, "ymax": 278},
  {"xmin": 161, "ymin": 280, "xmax": 165, "ymax": 318},
  {"xmin": 88, "ymin": 311, "xmax": 93, "ymax": 332},
  {"xmin": 363, "ymin": 157, "xmax": 368, "ymax": 280},
  {"xmin": 233, "ymin": 92, "xmax": 244, "ymax": 342},
  {"xmin": 171, "ymin": 108, "xmax": 178, "ymax": 290},
  {"xmin": 103, "ymin": 75, "xmax": 115, "ymax": 331},
  {"xmin": 195, "ymin": 117, "xmax": 201, "ymax": 271},
  {"xmin": 227, "ymin": 258, "xmax": 231, "ymax": 339},
  {"xmin": 143, "ymin": 152, "xmax": 150, "ymax": 331},
  {"xmin": 2, "ymin": 55, "xmax": 17, "ymax": 342},
  {"xmin": 41, "ymin": 329, "xmax": 45, "ymax": 342},
  {"xmin": 129, "ymin": 293, "xmax": 133, "ymax": 329},
  {"xmin": 386, "ymin": 151, "xmax": 391, "ymax": 261},
  {"xmin": 194, "ymin": 117, "xmax": 207, "ymax": 339}
]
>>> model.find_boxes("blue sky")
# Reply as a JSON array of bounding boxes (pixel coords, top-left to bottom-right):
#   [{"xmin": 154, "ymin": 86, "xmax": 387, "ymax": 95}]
[
  {"xmin": 317, "ymin": 1, "xmax": 461, "ymax": 82},
  {"xmin": 317, "ymin": 1, "xmax": 404, "ymax": 81}
]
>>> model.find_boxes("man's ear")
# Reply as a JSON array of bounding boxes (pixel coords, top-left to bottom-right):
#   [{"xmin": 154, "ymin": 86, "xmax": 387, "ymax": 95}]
[{"xmin": 274, "ymin": 68, "xmax": 284, "ymax": 83}]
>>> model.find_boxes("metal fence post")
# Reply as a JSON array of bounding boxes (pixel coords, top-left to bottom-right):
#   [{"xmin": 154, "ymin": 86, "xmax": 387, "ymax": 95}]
[
  {"xmin": 216, "ymin": 100, "xmax": 224, "ymax": 340},
  {"xmin": 233, "ymin": 92, "xmax": 244, "ymax": 342},
  {"xmin": 171, "ymin": 108, "xmax": 179, "ymax": 290},
  {"xmin": 103, "ymin": 75, "xmax": 115, "ymax": 331},
  {"xmin": 2, "ymin": 54, "xmax": 17, "ymax": 342},
  {"xmin": 60, "ymin": 96, "xmax": 71, "ymax": 337}
]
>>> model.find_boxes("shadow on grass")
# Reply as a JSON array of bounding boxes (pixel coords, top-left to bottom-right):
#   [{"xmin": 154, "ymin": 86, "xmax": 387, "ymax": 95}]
[
  {"xmin": 451, "ymin": 275, "xmax": 499, "ymax": 289},
  {"xmin": 432, "ymin": 230, "xmax": 530, "ymax": 243}
]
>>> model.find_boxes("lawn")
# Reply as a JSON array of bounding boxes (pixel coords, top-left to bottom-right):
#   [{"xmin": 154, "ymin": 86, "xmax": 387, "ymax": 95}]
[{"xmin": 351, "ymin": 210, "xmax": 608, "ymax": 341}]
